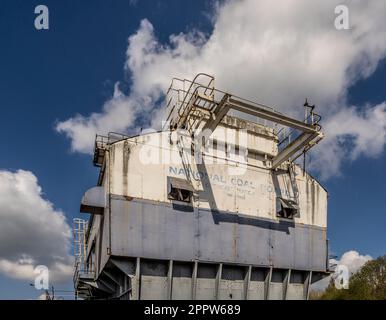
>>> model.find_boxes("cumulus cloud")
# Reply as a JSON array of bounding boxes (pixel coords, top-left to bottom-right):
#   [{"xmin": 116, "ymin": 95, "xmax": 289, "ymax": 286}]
[
  {"xmin": 0, "ymin": 170, "xmax": 73, "ymax": 282},
  {"xmin": 311, "ymin": 250, "xmax": 372, "ymax": 291},
  {"xmin": 310, "ymin": 103, "xmax": 386, "ymax": 178},
  {"xmin": 334, "ymin": 250, "xmax": 373, "ymax": 273},
  {"xmin": 56, "ymin": 0, "xmax": 386, "ymax": 178},
  {"xmin": 37, "ymin": 293, "xmax": 48, "ymax": 300},
  {"xmin": 56, "ymin": 84, "xmax": 147, "ymax": 153}
]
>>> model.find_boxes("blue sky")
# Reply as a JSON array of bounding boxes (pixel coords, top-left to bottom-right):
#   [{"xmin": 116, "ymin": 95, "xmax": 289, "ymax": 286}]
[{"xmin": 0, "ymin": 0, "xmax": 385, "ymax": 299}]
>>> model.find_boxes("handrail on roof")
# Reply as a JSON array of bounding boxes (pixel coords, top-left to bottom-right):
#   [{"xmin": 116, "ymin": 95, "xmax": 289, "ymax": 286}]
[
  {"xmin": 164, "ymin": 73, "xmax": 215, "ymax": 126},
  {"xmin": 164, "ymin": 73, "xmax": 286, "ymax": 130}
]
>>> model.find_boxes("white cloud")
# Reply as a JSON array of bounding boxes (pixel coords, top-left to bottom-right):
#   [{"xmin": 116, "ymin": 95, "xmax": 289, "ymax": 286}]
[
  {"xmin": 335, "ymin": 250, "xmax": 373, "ymax": 274},
  {"xmin": 310, "ymin": 102, "xmax": 386, "ymax": 178},
  {"xmin": 56, "ymin": 0, "xmax": 386, "ymax": 178},
  {"xmin": 37, "ymin": 293, "xmax": 48, "ymax": 300},
  {"xmin": 0, "ymin": 170, "xmax": 73, "ymax": 282},
  {"xmin": 311, "ymin": 250, "xmax": 372, "ymax": 291},
  {"xmin": 56, "ymin": 84, "xmax": 146, "ymax": 153}
]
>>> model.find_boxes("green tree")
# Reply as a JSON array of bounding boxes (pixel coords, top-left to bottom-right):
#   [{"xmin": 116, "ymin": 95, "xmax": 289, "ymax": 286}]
[{"xmin": 321, "ymin": 256, "xmax": 386, "ymax": 300}]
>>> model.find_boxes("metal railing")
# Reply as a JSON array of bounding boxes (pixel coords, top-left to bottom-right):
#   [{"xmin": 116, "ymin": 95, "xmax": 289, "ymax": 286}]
[
  {"xmin": 163, "ymin": 73, "xmax": 281, "ymax": 133},
  {"xmin": 164, "ymin": 73, "xmax": 215, "ymax": 129},
  {"xmin": 73, "ymin": 261, "xmax": 95, "ymax": 285},
  {"xmin": 277, "ymin": 106, "xmax": 322, "ymax": 152},
  {"xmin": 93, "ymin": 132, "xmax": 132, "ymax": 166}
]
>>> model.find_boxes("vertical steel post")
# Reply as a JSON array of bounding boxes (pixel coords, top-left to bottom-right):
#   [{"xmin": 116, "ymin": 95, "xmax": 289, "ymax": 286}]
[
  {"xmin": 304, "ymin": 271, "xmax": 313, "ymax": 300},
  {"xmin": 167, "ymin": 260, "xmax": 173, "ymax": 300},
  {"xmin": 244, "ymin": 265, "xmax": 252, "ymax": 300},
  {"xmin": 134, "ymin": 257, "xmax": 141, "ymax": 300},
  {"xmin": 264, "ymin": 267, "xmax": 273, "ymax": 300},
  {"xmin": 215, "ymin": 263, "xmax": 223, "ymax": 300},
  {"xmin": 192, "ymin": 261, "xmax": 198, "ymax": 300},
  {"xmin": 283, "ymin": 269, "xmax": 291, "ymax": 300}
]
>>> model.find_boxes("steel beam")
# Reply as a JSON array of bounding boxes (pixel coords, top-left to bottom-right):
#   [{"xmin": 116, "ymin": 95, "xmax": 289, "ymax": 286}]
[
  {"xmin": 228, "ymin": 98, "xmax": 317, "ymax": 133},
  {"xmin": 194, "ymin": 95, "xmax": 322, "ymax": 167},
  {"xmin": 89, "ymin": 281, "xmax": 114, "ymax": 294},
  {"xmin": 215, "ymin": 263, "xmax": 223, "ymax": 300},
  {"xmin": 134, "ymin": 257, "xmax": 141, "ymax": 300},
  {"xmin": 244, "ymin": 265, "xmax": 252, "ymax": 300},
  {"xmin": 167, "ymin": 260, "xmax": 173, "ymax": 300},
  {"xmin": 97, "ymin": 277, "xmax": 116, "ymax": 294},
  {"xmin": 199, "ymin": 94, "xmax": 230, "ymax": 136},
  {"xmin": 264, "ymin": 267, "xmax": 273, "ymax": 300},
  {"xmin": 192, "ymin": 261, "xmax": 198, "ymax": 300},
  {"xmin": 271, "ymin": 132, "xmax": 322, "ymax": 169},
  {"xmin": 102, "ymin": 270, "xmax": 120, "ymax": 286},
  {"xmin": 283, "ymin": 269, "xmax": 291, "ymax": 300},
  {"xmin": 304, "ymin": 271, "xmax": 313, "ymax": 300},
  {"xmin": 110, "ymin": 258, "xmax": 135, "ymax": 276}
]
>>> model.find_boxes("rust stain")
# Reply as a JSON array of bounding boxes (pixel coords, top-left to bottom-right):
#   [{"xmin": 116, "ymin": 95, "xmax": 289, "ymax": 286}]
[
  {"xmin": 123, "ymin": 140, "xmax": 130, "ymax": 196},
  {"xmin": 123, "ymin": 195, "xmax": 134, "ymax": 201}
]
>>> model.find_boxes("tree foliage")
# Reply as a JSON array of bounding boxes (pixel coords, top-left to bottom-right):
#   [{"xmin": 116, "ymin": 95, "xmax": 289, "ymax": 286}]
[{"xmin": 321, "ymin": 256, "xmax": 386, "ymax": 300}]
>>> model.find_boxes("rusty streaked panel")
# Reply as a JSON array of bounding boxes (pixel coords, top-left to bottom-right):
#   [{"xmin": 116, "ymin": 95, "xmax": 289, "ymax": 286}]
[
  {"xmin": 76, "ymin": 75, "xmax": 329, "ymax": 299},
  {"xmin": 110, "ymin": 197, "xmax": 327, "ymax": 271}
]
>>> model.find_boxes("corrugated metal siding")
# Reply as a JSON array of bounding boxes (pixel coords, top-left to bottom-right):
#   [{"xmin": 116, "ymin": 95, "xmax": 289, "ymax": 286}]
[
  {"xmin": 108, "ymin": 132, "xmax": 327, "ymax": 228},
  {"xmin": 110, "ymin": 198, "xmax": 327, "ymax": 271}
]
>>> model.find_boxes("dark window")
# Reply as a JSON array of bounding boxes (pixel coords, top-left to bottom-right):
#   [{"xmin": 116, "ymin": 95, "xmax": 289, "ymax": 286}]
[
  {"xmin": 167, "ymin": 177, "xmax": 193, "ymax": 203},
  {"xmin": 168, "ymin": 186, "xmax": 192, "ymax": 202},
  {"xmin": 276, "ymin": 197, "xmax": 299, "ymax": 219}
]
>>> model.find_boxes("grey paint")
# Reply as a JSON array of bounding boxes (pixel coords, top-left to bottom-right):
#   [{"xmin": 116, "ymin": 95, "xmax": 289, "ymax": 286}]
[
  {"xmin": 110, "ymin": 197, "xmax": 327, "ymax": 272},
  {"xmin": 76, "ymin": 256, "xmax": 320, "ymax": 300}
]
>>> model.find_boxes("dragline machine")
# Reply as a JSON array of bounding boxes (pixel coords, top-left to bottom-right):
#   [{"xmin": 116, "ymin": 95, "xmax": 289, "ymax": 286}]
[{"xmin": 74, "ymin": 73, "xmax": 328, "ymax": 300}]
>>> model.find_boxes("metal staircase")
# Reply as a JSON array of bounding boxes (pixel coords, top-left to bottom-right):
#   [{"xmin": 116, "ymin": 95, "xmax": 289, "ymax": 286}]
[
  {"xmin": 163, "ymin": 73, "xmax": 324, "ymax": 170},
  {"xmin": 164, "ymin": 73, "xmax": 217, "ymax": 134}
]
